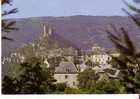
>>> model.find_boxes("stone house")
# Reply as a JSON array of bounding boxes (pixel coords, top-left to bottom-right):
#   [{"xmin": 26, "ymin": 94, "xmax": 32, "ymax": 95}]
[{"xmin": 54, "ymin": 61, "xmax": 79, "ymax": 88}]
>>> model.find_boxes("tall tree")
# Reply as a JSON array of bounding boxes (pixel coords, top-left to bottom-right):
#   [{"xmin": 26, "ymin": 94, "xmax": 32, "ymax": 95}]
[
  {"xmin": 107, "ymin": 1, "xmax": 140, "ymax": 93},
  {"xmin": 2, "ymin": 57, "xmax": 57, "ymax": 94}
]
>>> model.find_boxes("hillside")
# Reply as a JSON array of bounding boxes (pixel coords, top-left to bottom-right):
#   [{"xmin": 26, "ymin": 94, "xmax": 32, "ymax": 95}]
[{"xmin": 2, "ymin": 15, "xmax": 140, "ymax": 57}]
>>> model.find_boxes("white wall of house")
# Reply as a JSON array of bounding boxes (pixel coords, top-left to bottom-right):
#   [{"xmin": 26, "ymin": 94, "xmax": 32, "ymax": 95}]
[
  {"xmin": 91, "ymin": 54, "xmax": 111, "ymax": 65},
  {"xmin": 84, "ymin": 54, "xmax": 111, "ymax": 65},
  {"xmin": 54, "ymin": 74, "xmax": 78, "ymax": 88}
]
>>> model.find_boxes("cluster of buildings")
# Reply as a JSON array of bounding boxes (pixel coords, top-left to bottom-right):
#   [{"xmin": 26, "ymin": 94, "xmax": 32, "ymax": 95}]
[{"xmin": 46, "ymin": 45, "xmax": 120, "ymax": 88}]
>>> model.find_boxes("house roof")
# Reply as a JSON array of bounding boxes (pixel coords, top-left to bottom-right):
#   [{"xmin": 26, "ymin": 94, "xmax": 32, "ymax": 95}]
[{"xmin": 55, "ymin": 61, "xmax": 78, "ymax": 74}]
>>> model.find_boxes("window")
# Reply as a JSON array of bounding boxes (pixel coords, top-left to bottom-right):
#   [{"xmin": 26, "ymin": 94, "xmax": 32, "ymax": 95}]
[
  {"xmin": 65, "ymin": 75, "xmax": 68, "ymax": 79},
  {"xmin": 66, "ymin": 68, "xmax": 71, "ymax": 73},
  {"xmin": 73, "ymin": 82, "xmax": 75, "ymax": 86}
]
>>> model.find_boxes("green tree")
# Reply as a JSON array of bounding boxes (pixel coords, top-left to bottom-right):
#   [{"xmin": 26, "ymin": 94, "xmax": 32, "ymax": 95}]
[
  {"xmin": 91, "ymin": 79, "xmax": 126, "ymax": 94},
  {"xmin": 48, "ymin": 56, "xmax": 62, "ymax": 68},
  {"xmin": 77, "ymin": 68, "xmax": 125, "ymax": 94},
  {"xmin": 2, "ymin": 76, "xmax": 17, "ymax": 94},
  {"xmin": 55, "ymin": 83, "xmax": 67, "ymax": 93},
  {"xmin": 2, "ymin": 57, "xmax": 57, "ymax": 94},
  {"xmin": 107, "ymin": 1, "xmax": 140, "ymax": 93},
  {"xmin": 85, "ymin": 60, "xmax": 93, "ymax": 67},
  {"xmin": 77, "ymin": 68, "xmax": 98, "ymax": 89}
]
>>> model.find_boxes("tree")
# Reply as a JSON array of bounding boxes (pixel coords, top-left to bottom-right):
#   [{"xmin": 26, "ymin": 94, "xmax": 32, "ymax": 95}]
[
  {"xmin": 77, "ymin": 68, "xmax": 98, "ymax": 89},
  {"xmin": 55, "ymin": 83, "xmax": 67, "ymax": 93},
  {"xmin": 85, "ymin": 60, "xmax": 93, "ymax": 67},
  {"xmin": 77, "ymin": 68, "xmax": 125, "ymax": 94},
  {"xmin": 2, "ymin": 0, "xmax": 18, "ymax": 40},
  {"xmin": 107, "ymin": 1, "xmax": 140, "ymax": 93},
  {"xmin": 48, "ymin": 56, "xmax": 62, "ymax": 68},
  {"xmin": 2, "ymin": 57, "xmax": 57, "ymax": 94},
  {"xmin": 91, "ymin": 79, "xmax": 126, "ymax": 94},
  {"xmin": 2, "ymin": 76, "xmax": 17, "ymax": 94},
  {"xmin": 74, "ymin": 48, "xmax": 83, "ymax": 65}
]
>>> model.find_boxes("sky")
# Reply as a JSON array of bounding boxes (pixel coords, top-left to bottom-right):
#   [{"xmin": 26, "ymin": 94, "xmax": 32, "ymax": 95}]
[{"xmin": 3, "ymin": 0, "xmax": 140, "ymax": 19}]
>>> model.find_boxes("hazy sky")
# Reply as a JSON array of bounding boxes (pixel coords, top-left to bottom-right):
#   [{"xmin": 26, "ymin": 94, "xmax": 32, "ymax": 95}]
[{"xmin": 3, "ymin": 0, "xmax": 139, "ymax": 18}]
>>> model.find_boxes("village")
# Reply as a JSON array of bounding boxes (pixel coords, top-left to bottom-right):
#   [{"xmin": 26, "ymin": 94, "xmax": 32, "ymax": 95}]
[
  {"xmin": 2, "ymin": 25, "xmax": 120, "ymax": 88},
  {"xmin": 2, "ymin": 0, "xmax": 140, "ymax": 95}
]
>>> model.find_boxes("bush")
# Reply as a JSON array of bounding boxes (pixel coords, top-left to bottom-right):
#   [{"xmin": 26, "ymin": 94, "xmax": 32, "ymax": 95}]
[
  {"xmin": 64, "ymin": 87, "xmax": 82, "ymax": 94},
  {"xmin": 55, "ymin": 83, "xmax": 67, "ymax": 92}
]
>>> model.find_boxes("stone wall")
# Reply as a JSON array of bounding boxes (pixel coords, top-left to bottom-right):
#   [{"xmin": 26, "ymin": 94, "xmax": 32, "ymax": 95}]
[{"xmin": 54, "ymin": 73, "xmax": 78, "ymax": 88}]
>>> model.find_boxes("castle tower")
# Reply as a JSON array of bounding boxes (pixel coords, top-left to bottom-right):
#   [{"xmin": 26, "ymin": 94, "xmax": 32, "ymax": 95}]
[
  {"xmin": 41, "ymin": 24, "xmax": 53, "ymax": 39},
  {"xmin": 48, "ymin": 26, "xmax": 53, "ymax": 36},
  {"xmin": 43, "ymin": 24, "xmax": 47, "ymax": 38},
  {"xmin": 39, "ymin": 24, "xmax": 54, "ymax": 47}
]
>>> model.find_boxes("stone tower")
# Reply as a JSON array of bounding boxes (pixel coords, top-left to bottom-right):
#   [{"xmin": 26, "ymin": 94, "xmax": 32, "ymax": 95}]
[
  {"xmin": 42, "ymin": 24, "xmax": 52, "ymax": 38},
  {"xmin": 39, "ymin": 24, "xmax": 53, "ymax": 47}
]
